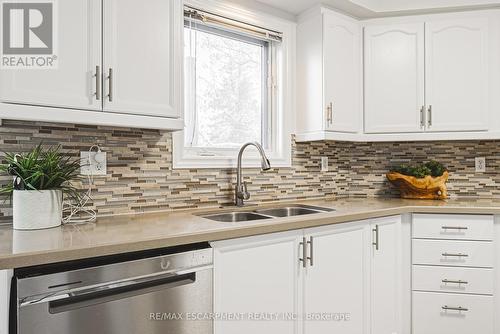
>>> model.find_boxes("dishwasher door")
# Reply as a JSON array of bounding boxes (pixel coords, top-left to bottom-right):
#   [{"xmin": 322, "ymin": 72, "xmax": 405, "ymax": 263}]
[{"xmin": 16, "ymin": 248, "xmax": 213, "ymax": 334}]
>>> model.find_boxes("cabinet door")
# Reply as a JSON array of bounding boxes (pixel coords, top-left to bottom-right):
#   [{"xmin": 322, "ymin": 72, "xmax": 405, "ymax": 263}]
[
  {"xmin": 364, "ymin": 23, "xmax": 425, "ymax": 133},
  {"xmin": 0, "ymin": 270, "xmax": 13, "ymax": 334},
  {"xmin": 103, "ymin": 0, "xmax": 181, "ymax": 118},
  {"xmin": 371, "ymin": 216, "xmax": 403, "ymax": 334},
  {"xmin": 0, "ymin": 0, "xmax": 101, "ymax": 110},
  {"xmin": 425, "ymin": 18, "xmax": 489, "ymax": 132},
  {"xmin": 304, "ymin": 221, "xmax": 369, "ymax": 334},
  {"xmin": 212, "ymin": 231, "xmax": 301, "ymax": 334},
  {"xmin": 323, "ymin": 11, "xmax": 361, "ymax": 133}
]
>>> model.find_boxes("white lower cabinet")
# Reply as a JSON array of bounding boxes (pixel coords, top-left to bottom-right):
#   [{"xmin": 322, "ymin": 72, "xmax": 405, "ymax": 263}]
[
  {"xmin": 370, "ymin": 216, "xmax": 405, "ymax": 334},
  {"xmin": 413, "ymin": 239, "xmax": 494, "ymax": 268},
  {"xmin": 212, "ymin": 215, "xmax": 407, "ymax": 334},
  {"xmin": 212, "ymin": 231, "xmax": 302, "ymax": 334},
  {"xmin": 303, "ymin": 221, "xmax": 369, "ymax": 334},
  {"xmin": 413, "ymin": 292, "xmax": 494, "ymax": 334},
  {"xmin": 412, "ymin": 214, "xmax": 497, "ymax": 334},
  {"xmin": 413, "ymin": 266, "xmax": 494, "ymax": 295},
  {"xmin": 0, "ymin": 269, "xmax": 13, "ymax": 334}
]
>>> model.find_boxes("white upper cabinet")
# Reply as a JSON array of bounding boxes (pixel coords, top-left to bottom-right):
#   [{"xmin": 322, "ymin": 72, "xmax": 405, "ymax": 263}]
[
  {"xmin": 102, "ymin": 0, "xmax": 181, "ymax": 118},
  {"xmin": 425, "ymin": 18, "xmax": 489, "ymax": 132},
  {"xmin": 297, "ymin": 8, "xmax": 500, "ymax": 142},
  {"xmin": 0, "ymin": 0, "xmax": 102, "ymax": 110},
  {"xmin": 0, "ymin": 0, "xmax": 183, "ymax": 130},
  {"xmin": 323, "ymin": 12, "xmax": 361, "ymax": 133},
  {"xmin": 363, "ymin": 13, "xmax": 494, "ymax": 136},
  {"xmin": 297, "ymin": 8, "xmax": 362, "ymax": 138},
  {"xmin": 364, "ymin": 23, "xmax": 425, "ymax": 133}
]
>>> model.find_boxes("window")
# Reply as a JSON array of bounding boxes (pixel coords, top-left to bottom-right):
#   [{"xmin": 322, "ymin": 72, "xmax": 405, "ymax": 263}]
[
  {"xmin": 173, "ymin": 4, "xmax": 293, "ymax": 168},
  {"xmin": 184, "ymin": 23, "xmax": 271, "ymax": 149}
]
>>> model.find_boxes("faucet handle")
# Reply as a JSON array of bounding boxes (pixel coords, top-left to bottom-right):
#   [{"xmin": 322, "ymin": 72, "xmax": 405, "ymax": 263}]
[{"xmin": 242, "ymin": 182, "xmax": 250, "ymax": 200}]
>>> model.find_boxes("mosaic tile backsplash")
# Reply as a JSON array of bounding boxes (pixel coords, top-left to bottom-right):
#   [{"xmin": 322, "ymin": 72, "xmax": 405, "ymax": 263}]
[{"xmin": 0, "ymin": 120, "xmax": 499, "ymax": 222}]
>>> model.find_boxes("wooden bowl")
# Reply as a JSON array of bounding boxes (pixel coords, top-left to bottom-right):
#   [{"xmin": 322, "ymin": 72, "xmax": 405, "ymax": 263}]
[{"xmin": 386, "ymin": 171, "xmax": 449, "ymax": 200}]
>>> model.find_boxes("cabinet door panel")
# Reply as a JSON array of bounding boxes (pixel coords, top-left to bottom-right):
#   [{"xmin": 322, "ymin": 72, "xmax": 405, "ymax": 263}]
[
  {"xmin": 371, "ymin": 216, "xmax": 403, "ymax": 334},
  {"xmin": 0, "ymin": 0, "xmax": 101, "ymax": 110},
  {"xmin": 364, "ymin": 23, "xmax": 425, "ymax": 133},
  {"xmin": 103, "ymin": 0, "xmax": 181, "ymax": 118},
  {"xmin": 212, "ymin": 231, "xmax": 301, "ymax": 334},
  {"xmin": 304, "ymin": 221, "xmax": 369, "ymax": 334},
  {"xmin": 425, "ymin": 18, "xmax": 489, "ymax": 132},
  {"xmin": 323, "ymin": 12, "xmax": 360, "ymax": 133}
]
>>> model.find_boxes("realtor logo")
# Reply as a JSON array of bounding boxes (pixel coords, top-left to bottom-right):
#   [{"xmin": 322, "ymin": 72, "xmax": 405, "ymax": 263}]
[{"xmin": 1, "ymin": 0, "xmax": 57, "ymax": 69}]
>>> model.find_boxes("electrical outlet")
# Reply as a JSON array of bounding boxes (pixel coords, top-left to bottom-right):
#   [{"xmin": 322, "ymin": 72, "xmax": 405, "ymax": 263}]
[
  {"xmin": 81, "ymin": 151, "xmax": 107, "ymax": 176},
  {"xmin": 475, "ymin": 157, "xmax": 486, "ymax": 173},
  {"xmin": 321, "ymin": 157, "xmax": 329, "ymax": 172}
]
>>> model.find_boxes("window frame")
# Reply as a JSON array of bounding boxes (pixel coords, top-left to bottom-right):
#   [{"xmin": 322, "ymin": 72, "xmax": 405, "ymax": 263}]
[{"xmin": 173, "ymin": 0, "xmax": 295, "ymax": 169}]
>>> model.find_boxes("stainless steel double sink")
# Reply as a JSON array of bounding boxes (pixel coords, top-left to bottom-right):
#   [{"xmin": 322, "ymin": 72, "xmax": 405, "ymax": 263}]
[{"xmin": 199, "ymin": 204, "xmax": 335, "ymax": 222}]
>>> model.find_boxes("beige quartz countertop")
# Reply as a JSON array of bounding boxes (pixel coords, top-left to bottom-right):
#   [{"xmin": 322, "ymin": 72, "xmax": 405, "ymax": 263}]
[{"xmin": 1, "ymin": 197, "xmax": 500, "ymax": 269}]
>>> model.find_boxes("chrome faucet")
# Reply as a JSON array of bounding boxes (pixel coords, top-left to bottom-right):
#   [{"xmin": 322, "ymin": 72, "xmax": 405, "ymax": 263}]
[{"xmin": 235, "ymin": 142, "xmax": 271, "ymax": 206}]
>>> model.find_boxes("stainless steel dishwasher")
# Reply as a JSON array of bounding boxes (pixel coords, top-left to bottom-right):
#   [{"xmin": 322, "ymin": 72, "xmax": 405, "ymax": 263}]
[{"xmin": 13, "ymin": 245, "xmax": 213, "ymax": 334}]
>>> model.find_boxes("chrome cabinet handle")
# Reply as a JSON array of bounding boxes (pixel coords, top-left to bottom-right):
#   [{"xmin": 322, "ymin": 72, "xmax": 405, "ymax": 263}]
[
  {"xmin": 442, "ymin": 279, "xmax": 469, "ymax": 285},
  {"xmin": 307, "ymin": 237, "xmax": 314, "ymax": 266},
  {"xmin": 326, "ymin": 102, "xmax": 333, "ymax": 125},
  {"xmin": 107, "ymin": 68, "xmax": 113, "ymax": 102},
  {"xmin": 441, "ymin": 226, "xmax": 468, "ymax": 231},
  {"xmin": 427, "ymin": 105, "xmax": 432, "ymax": 127},
  {"xmin": 420, "ymin": 105, "xmax": 425, "ymax": 128},
  {"xmin": 442, "ymin": 305, "xmax": 469, "ymax": 312},
  {"xmin": 299, "ymin": 237, "xmax": 307, "ymax": 268},
  {"xmin": 94, "ymin": 66, "xmax": 101, "ymax": 100},
  {"xmin": 442, "ymin": 253, "xmax": 469, "ymax": 257},
  {"xmin": 329, "ymin": 102, "xmax": 333, "ymax": 125},
  {"xmin": 372, "ymin": 224, "xmax": 379, "ymax": 251}
]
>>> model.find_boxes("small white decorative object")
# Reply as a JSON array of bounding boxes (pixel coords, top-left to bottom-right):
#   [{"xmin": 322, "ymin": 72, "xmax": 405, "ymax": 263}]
[{"xmin": 13, "ymin": 190, "xmax": 63, "ymax": 230}]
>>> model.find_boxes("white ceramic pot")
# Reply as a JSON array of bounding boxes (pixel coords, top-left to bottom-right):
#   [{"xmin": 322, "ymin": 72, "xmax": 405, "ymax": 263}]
[{"xmin": 13, "ymin": 190, "xmax": 63, "ymax": 230}]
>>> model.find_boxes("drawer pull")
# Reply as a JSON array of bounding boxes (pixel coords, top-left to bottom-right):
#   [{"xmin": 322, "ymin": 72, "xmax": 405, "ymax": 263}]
[
  {"xmin": 299, "ymin": 237, "xmax": 307, "ymax": 268},
  {"xmin": 442, "ymin": 279, "xmax": 469, "ymax": 285},
  {"xmin": 442, "ymin": 253, "xmax": 469, "ymax": 258},
  {"xmin": 372, "ymin": 224, "xmax": 379, "ymax": 251},
  {"xmin": 441, "ymin": 226, "xmax": 469, "ymax": 231},
  {"xmin": 442, "ymin": 305, "xmax": 469, "ymax": 312}
]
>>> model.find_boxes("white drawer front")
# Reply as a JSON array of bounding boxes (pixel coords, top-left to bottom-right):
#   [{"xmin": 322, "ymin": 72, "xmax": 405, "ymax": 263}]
[
  {"xmin": 413, "ymin": 239, "xmax": 494, "ymax": 268},
  {"xmin": 413, "ymin": 214, "xmax": 494, "ymax": 241},
  {"xmin": 413, "ymin": 292, "xmax": 493, "ymax": 334},
  {"xmin": 413, "ymin": 265, "xmax": 494, "ymax": 295}
]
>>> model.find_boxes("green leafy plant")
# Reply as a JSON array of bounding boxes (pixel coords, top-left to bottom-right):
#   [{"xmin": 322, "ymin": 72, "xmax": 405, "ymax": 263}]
[
  {"xmin": 391, "ymin": 160, "xmax": 447, "ymax": 179},
  {"xmin": 0, "ymin": 144, "xmax": 82, "ymax": 202}
]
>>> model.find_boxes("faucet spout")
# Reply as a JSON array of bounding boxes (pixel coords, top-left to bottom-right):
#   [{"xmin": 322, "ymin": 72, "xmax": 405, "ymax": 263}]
[{"xmin": 235, "ymin": 142, "xmax": 271, "ymax": 206}]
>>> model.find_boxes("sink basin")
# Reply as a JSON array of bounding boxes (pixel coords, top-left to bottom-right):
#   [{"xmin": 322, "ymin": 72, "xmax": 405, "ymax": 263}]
[
  {"xmin": 202, "ymin": 212, "xmax": 271, "ymax": 223},
  {"xmin": 199, "ymin": 204, "xmax": 334, "ymax": 222},
  {"xmin": 255, "ymin": 206, "xmax": 325, "ymax": 217}
]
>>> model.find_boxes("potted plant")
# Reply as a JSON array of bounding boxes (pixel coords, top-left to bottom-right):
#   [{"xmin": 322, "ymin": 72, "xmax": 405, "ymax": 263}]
[
  {"xmin": 0, "ymin": 144, "xmax": 82, "ymax": 230},
  {"xmin": 386, "ymin": 161, "xmax": 449, "ymax": 200}
]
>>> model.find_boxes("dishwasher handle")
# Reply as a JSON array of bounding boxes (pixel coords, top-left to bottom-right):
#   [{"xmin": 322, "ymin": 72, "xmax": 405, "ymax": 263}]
[{"xmin": 48, "ymin": 272, "xmax": 196, "ymax": 314}]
